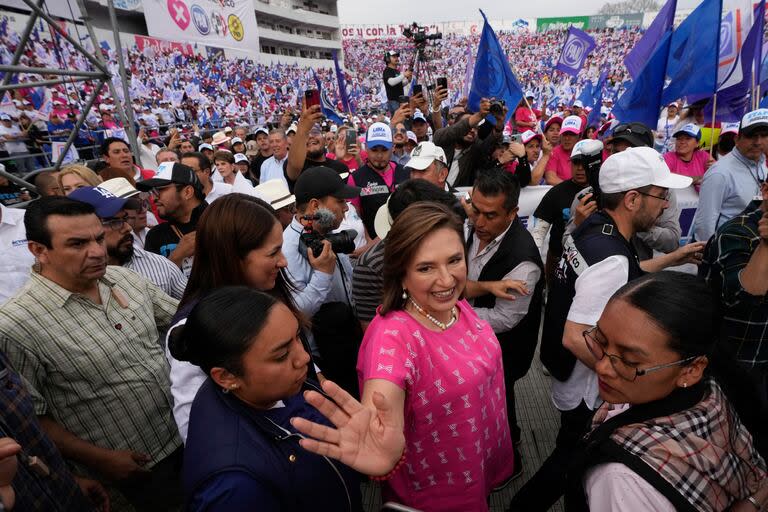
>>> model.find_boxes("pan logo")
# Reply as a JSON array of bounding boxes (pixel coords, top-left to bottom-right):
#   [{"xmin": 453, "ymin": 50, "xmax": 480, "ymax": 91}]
[{"xmin": 191, "ymin": 5, "xmax": 210, "ymax": 35}]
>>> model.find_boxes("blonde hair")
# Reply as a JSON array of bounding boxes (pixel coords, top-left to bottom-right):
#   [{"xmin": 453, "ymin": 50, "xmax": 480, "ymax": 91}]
[{"xmin": 57, "ymin": 164, "xmax": 102, "ymax": 195}]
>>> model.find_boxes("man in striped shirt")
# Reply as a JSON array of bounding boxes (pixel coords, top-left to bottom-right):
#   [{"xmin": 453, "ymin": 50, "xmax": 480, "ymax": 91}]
[
  {"xmin": 69, "ymin": 186, "xmax": 188, "ymax": 299},
  {"xmin": 0, "ymin": 197, "xmax": 183, "ymax": 510}
]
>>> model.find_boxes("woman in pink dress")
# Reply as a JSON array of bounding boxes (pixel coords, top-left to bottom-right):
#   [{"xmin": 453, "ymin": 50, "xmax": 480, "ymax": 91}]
[{"xmin": 292, "ymin": 202, "xmax": 514, "ymax": 512}]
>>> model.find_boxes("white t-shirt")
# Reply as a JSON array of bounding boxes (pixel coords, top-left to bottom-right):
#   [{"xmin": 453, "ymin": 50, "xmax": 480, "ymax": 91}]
[
  {"xmin": 0, "ymin": 205, "xmax": 33, "ymax": 305},
  {"xmin": 551, "ymin": 254, "xmax": 630, "ymax": 412},
  {"xmin": 0, "ymin": 124, "xmax": 27, "ymax": 153}
]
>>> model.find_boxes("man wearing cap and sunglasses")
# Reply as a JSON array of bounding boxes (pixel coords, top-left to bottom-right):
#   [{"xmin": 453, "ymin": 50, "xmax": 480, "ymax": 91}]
[
  {"xmin": 693, "ymin": 108, "xmax": 768, "ymax": 243},
  {"xmin": 513, "ymin": 147, "xmax": 706, "ymax": 510},
  {"xmin": 137, "ymin": 162, "xmax": 207, "ymax": 277}
]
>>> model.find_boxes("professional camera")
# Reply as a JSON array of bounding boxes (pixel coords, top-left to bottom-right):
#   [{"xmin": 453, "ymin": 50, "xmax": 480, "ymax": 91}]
[
  {"xmin": 489, "ymin": 99, "xmax": 506, "ymax": 117},
  {"xmin": 402, "ymin": 22, "xmax": 442, "ymax": 46},
  {"xmin": 298, "ymin": 213, "xmax": 358, "ymax": 258}
]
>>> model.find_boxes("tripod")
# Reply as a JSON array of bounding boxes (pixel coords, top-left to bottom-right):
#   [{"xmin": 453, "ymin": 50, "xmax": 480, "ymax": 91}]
[{"xmin": 410, "ymin": 44, "xmax": 439, "ymax": 107}]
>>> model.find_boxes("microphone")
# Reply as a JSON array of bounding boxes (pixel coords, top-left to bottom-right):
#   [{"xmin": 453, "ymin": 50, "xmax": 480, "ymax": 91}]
[{"xmin": 303, "ymin": 208, "xmax": 337, "ymax": 231}]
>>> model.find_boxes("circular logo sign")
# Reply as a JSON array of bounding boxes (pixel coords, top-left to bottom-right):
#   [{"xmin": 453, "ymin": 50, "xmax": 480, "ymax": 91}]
[
  {"xmin": 191, "ymin": 5, "xmax": 209, "ymax": 35},
  {"xmin": 562, "ymin": 38, "xmax": 587, "ymax": 68},
  {"xmin": 228, "ymin": 14, "xmax": 244, "ymax": 41}
]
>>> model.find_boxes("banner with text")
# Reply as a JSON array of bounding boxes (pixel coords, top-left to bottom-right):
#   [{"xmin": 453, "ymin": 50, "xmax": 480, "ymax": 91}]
[
  {"xmin": 141, "ymin": 0, "xmax": 258, "ymax": 51},
  {"xmin": 588, "ymin": 13, "xmax": 644, "ymax": 29},
  {"xmin": 340, "ymin": 19, "xmax": 535, "ymax": 39},
  {"xmin": 536, "ymin": 16, "xmax": 590, "ymax": 32},
  {"xmin": 134, "ymin": 35, "xmax": 194, "ymax": 56}
]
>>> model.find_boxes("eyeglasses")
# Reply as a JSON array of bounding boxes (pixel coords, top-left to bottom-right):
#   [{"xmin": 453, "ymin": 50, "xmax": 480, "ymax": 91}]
[
  {"xmin": 637, "ymin": 190, "xmax": 670, "ymax": 202},
  {"xmin": 101, "ymin": 217, "xmax": 129, "ymax": 231},
  {"xmin": 150, "ymin": 185, "xmax": 175, "ymax": 197},
  {"xmin": 583, "ymin": 326, "xmax": 698, "ymax": 382}
]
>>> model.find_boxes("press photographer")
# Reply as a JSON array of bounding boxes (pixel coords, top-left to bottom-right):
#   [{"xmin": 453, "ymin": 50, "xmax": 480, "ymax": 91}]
[
  {"xmin": 383, "ymin": 50, "xmax": 412, "ymax": 115},
  {"xmin": 283, "ymin": 166, "xmax": 363, "ymax": 395}
]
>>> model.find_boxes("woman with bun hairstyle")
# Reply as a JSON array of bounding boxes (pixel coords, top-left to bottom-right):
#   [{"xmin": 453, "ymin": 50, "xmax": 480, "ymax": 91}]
[
  {"xmin": 170, "ymin": 287, "xmax": 362, "ymax": 511},
  {"xmin": 166, "ymin": 193, "xmax": 318, "ymax": 442}
]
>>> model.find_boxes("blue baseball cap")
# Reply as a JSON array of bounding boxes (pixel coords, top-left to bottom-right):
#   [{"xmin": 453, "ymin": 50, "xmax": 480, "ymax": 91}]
[
  {"xmin": 69, "ymin": 186, "xmax": 130, "ymax": 218},
  {"xmin": 673, "ymin": 123, "xmax": 701, "ymax": 141},
  {"xmin": 366, "ymin": 122, "xmax": 393, "ymax": 150}
]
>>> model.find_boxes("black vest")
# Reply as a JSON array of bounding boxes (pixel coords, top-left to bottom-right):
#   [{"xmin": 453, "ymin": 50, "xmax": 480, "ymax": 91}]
[
  {"xmin": 540, "ymin": 211, "xmax": 644, "ymax": 382},
  {"xmin": 353, "ymin": 162, "xmax": 410, "ymax": 238},
  {"xmin": 470, "ymin": 217, "xmax": 545, "ymax": 381}
]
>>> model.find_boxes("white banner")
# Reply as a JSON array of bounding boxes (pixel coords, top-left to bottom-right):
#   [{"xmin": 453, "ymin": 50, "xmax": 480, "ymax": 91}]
[{"xmin": 141, "ymin": 0, "xmax": 259, "ymax": 51}]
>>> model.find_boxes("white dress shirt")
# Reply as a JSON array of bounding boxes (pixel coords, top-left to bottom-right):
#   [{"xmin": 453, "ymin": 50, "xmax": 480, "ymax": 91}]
[
  {"xmin": 259, "ymin": 154, "xmax": 289, "ymax": 186},
  {"xmin": 0, "ymin": 205, "xmax": 33, "ymax": 305},
  {"xmin": 467, "ymin": 221, "xmax": 541, "ymax": 333}
]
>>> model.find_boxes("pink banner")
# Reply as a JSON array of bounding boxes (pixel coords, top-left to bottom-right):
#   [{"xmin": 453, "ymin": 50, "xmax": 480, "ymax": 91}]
[{"xmin": 134, "ymin": 35, "xmax": 194, "ymax": 56}]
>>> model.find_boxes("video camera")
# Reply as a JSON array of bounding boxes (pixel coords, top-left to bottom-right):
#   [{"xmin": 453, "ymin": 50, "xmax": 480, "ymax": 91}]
[
  {"xmin": 402, "ymin": 22, "xmax": 442, "ymax": 47},
  {"xmin": 298, "ymin": 213, "xmax": 358, "ymax": 258},
  {"xmin": 571, "ymin": 139, "xmax": 605, "ymax": 209}
]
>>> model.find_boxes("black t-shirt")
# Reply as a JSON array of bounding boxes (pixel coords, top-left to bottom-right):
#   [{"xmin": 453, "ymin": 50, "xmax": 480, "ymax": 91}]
[
  {"xmin": 283, "ymin": 158, "xmax": 350, "ymax": 192},
  {"xmin": 533, "ymin": 180, "xmax": 584, "ymax": 255},
  {"xmin": 383, "ymin": 67, "xmax": 403, "ymax": 101},
  {"xmin": 145, "ymin": 201, "xmax": 207, "ymax": 258},
  {"xmin": 249, "ymin": 153, "xmax": 270, "ymax": 183}
]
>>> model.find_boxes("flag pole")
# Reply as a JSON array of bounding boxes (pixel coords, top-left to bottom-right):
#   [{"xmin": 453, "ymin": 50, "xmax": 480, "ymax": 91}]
[{"xmin": 709, "ymin": 93, "xmax": 717, "ymax": 156}]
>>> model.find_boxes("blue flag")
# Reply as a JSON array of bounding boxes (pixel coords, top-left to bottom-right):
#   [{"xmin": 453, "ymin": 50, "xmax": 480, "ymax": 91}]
[
  {"xmin": 312, "ymin": 70, "xmax": 343, "ymax": 124},
  {"xmin": 705, "ymin": 0, "xmax": 765, "ymax": 121},
  {"xmin": 554, "ymin": 27, "xmax": 596, "ymax": 77},
  {"xmin": 468, "ymin": 10, "xmax": 524, "ymax": 122},
  {"xmin": 587, "ymin": 71, "xmax": 608, "ymax": 128},
  {"xmin": 577, "ymin": 81, "xmax": 594, "ymax": 108},
  {"xmin": 661, "ymin": 0, "xmax": 723, "ymax": 105},
  {"xmin": 624, "ymin": 0, "xmax": 676, "ymax": 79},
  {"xmin": 613, "ymin": 31, "xmax": 672, "ymax": 128},
  {"xmin": 332, "ymin": 50, "xmax": 353, "ymax": 114}
]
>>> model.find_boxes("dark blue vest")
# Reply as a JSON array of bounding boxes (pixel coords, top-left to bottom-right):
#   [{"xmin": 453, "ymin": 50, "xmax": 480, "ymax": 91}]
[
  {"xmin": 540, "ymin": 211, "xmax": 644, "ymax": 382},
  {"xmin": 354, "ymin": 162, "xmax": 410, "ymax": 238},
  {"xmin": 183, "ymin": 379, "xmax": 362, "ymax": 511}
]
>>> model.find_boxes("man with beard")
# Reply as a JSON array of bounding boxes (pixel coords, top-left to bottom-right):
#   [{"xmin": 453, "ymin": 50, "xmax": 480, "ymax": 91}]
[
  {"xmin": 509, "ymin": 148, "xmax": 706, "ymax": 511},
  {"xmin": 389, "ymin": 121, "xmax": 411, "ymax": 166},
  {"xmin": 136, "ymin": 162, "xmax": 206, "ymax": 277},
  {"xmin": 347, "ymin": 122, "xmax": 410, "ymax": 239},
  {"xmin": 286, "ymin": 104, "xmax": 349, "ymax": 186},
  {"xmin": 69, "ymin": 186, "xmax": 188, "ymax": 299}
]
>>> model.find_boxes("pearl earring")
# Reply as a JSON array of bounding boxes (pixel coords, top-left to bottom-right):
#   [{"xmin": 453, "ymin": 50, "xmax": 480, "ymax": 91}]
[
  {"xmin": 682, "ymin": 382, "xmax": 687, "ymax": 388},
  {"xmin": 402, "ymin": 289, "xmax": 408, "ymax": 300}
]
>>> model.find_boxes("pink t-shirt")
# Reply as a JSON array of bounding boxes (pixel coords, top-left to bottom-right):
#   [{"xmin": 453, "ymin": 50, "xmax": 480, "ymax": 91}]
[
  {"xmin": 358, "ymin": 300, "xmax": 514, "ymax": 512},
  {"xmin": 514, "ymin": 107, "xmax": 538, "ymax": 132},
  {"xmin": 663, "ymin": 150, "xmax": 709, "ymax": 178},
  {"xmin": 547, "ymin": 144, "xmax": 573, "ymax": 181}
]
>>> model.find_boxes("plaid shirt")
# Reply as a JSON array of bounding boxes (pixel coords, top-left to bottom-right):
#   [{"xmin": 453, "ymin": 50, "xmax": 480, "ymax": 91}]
[
  {"xmin": 592, "ymin": 379, "xmax": 767, "ymax": 511},
  {"xmin": 0, "ymin": 351, "xmax": 93, "ymax": 511},
  {"xmin": 0, "ymin": 266, "xmax": 181, "ymax": 474},
  {"xmin": 700, "ymin": 201, "xmax": 768, "ymax": 369}
]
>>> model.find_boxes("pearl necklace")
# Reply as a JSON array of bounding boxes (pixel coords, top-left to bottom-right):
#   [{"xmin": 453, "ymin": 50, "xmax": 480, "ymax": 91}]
[{"xmin": 408, "ymin": 298, "xmax": 457, "ymax": 331}]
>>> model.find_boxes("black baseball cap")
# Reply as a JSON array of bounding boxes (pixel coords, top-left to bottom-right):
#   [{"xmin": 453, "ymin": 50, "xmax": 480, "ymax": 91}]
[
  {"xmin": 136, "ymin": 162, "xmax": 202, "ymax": 192},
  {"xmin": 294, "ymin": 166, "xmax": 360, "ymax": 205},
  {"xmin": 611, "ymin": 122, "xmax": 654, "ymax": 148}
]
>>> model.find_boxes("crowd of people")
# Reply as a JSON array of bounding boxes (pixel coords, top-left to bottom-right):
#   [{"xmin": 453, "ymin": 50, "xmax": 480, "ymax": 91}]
[{"xmin": 0, "ymin": 9, "xmax": 767, "ymax": 512}]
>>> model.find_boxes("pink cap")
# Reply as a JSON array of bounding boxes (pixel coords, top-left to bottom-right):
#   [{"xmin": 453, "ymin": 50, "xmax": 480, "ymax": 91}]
[{"xmin": 560, "ymin": 115, "xmax": 583, "ymax": 135}]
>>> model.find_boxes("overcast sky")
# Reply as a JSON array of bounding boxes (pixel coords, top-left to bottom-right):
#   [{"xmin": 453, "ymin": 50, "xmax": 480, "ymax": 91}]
[{"xmin": 337, "ymin": 0, "xmax": 703, "ymax": 25}]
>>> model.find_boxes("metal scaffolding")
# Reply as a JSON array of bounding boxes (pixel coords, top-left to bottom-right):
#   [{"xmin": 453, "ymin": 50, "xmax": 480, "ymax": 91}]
[{"xmin": 0, "ymin": 0, "xmax": 138, "ymax": 194}]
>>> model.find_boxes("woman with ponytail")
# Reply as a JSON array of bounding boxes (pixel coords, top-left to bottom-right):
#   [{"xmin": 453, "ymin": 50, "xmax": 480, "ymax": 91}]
[
  {"xmin": 564, "ymin": 271, "xmax": 767, "ymax": 512},
  {"xmin": 169, "ymin": 287, "xmax": 362, "ymax": 511}
]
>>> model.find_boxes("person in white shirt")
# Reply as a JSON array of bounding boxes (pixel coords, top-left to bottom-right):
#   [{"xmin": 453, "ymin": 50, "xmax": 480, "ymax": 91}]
[
  {"xmin": 259, "ymin": 129, "xmax": 290, "ymax": 186},
  {"xmin": 0, "ymin": 114, "xmax": 33, "ymax": 174},
  {"xmin": 655, "ymin": 102, "xmax": 679, "ymax": 153},
  {"xmin": 0, "ymin": 203, "xmax": 33, "ymax": 304},
  {"xmin": 181, "ymin": 151, "xmax": 232, "ymax": 204}
]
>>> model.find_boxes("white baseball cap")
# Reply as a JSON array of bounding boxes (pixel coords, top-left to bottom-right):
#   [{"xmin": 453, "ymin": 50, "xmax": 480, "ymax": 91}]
[
  {"xmin": 253, "ymin": 179, "xmax": 295, "ymax": 210},
  {"xmin": 560, "ymin": 115, "xmax": 583, "ymax": 135},
  {"xmin": 520, "ymin": 130, "xmax": 542, "ymax": 145},
  {"xmin": 366, "ymin": 122, "xmax": 393, "ymax": 150},
  {"xmin": 739, "ymin": 108, "xmax": 768, "ymax": 136},
  {"xmin": 720, "ymin": 122, "xmax": 740, "ymax": 136},
  {"xmin": 412, "ymin": 109, "xmax": 428, "ymax": 123},
  {"xmin": 599, "ymin": 146, "xmax": 692, "ymax": 193},
  {"xmin": 572, "ymin": 100, "xmax": 584, "ymax": 109},
  {"xmin": 405, "ymin": 142, "xmax": 447, "ymax": 171},
  {"xmin": 234, "ymin": 153, "xmax": 249, "ymax": 164}
]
